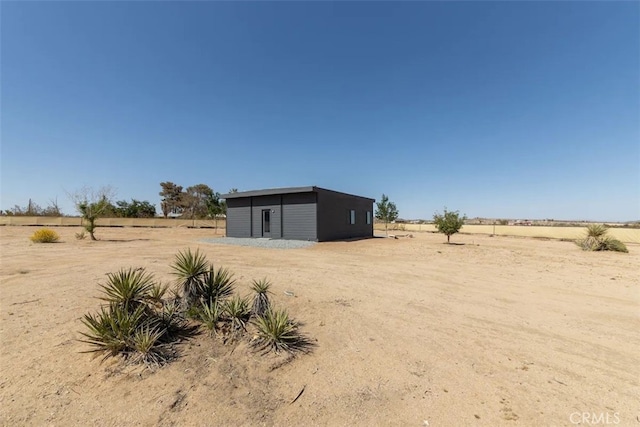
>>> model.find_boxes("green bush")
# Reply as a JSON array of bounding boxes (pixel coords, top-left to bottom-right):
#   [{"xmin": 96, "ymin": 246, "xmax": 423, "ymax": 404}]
[
  {"xmin": 433, "ymin": 208, "xmax": 467, "ymax": 243},
  {"xmin": 81, "ymin": 248, "xmax": 314, "ymax": 369},
  {"xmin": 30, "ymin": 228, "xmax": 60, "ymax": 243},
  {"xmin": 250, "ymin": 278, "xmax": 272, "ymax": 317},
  {"xmin": 252, "ymin": 308, "xmax": 308, "ymax": 354},
  {"xmin": 223, "ymin": 295, "xmax": 250, "ymax": 333},
  {"xmin": 576, "ymin": 224, "xmax": 628, "ymax": 253}
]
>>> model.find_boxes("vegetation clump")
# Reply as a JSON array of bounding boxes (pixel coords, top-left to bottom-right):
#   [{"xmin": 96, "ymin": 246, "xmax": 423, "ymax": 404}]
[
  {"xmin": 80, "ymin": 267, "xmax": 188, "ymax": 369},
  {"xmin": 250, "ymin": 278, "xmax": 272, "ymax": 317},
  {"xmin": 252, "ymin": 308, "xmax": 309, "ymax": 354},
  {"xmin": 375, "ymin": 194, "xmax": 399, "ymax": 235},
  {"xmin": 30, "ymin": 228, "xmax": 60, "ymax": 243},
  {"xmin": 433, "ymin": 207, "xmax": 467, "ymax": 243},
  {"xmin": 81, "ymin": 249, "xmax": 312, "ymax": 370},
  {"xmin": 576, "ymin": 224, "xmax": 628, "ymax": 253}
]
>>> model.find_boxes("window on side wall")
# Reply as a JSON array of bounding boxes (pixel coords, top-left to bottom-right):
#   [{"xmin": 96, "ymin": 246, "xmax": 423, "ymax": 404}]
[
  {"xmin": 349, "ymin": 209, "xmax": 356, "ymax": 225},
  {"xmin": 366, "ymin": 211, "xmax": 372, "ymax": 225}
]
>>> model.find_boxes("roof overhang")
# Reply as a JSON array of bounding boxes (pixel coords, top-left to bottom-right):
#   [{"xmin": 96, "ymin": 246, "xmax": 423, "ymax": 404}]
[{"xmin": 221, "ymin": 186, "xmax": 374, "ymax": 202}]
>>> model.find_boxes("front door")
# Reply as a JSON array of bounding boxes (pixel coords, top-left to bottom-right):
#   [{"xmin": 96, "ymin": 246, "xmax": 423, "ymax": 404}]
[{"xmin": 262, "ymin": 209, "xmax": 271, "ymax": 237}]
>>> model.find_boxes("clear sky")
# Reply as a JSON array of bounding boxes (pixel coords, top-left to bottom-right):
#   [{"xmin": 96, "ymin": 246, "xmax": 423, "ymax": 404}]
[{"xmin": 2, "ymin": 2, "xmax": 638, "ymax": 221}]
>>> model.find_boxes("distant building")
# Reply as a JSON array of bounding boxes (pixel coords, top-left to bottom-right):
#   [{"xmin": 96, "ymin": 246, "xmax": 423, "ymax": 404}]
[{"xmin": 221, "ymin": 186, "xmax": 375, "ymax": 241}]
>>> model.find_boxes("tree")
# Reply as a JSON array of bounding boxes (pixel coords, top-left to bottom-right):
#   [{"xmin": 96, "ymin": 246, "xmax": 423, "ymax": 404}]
[
  {"xmin": 205, "ymin": 192, "xmax": 226, "ymax": 232},
  {"xmin": 375, "ymin": 194, "xmax": 399, "ymax": 235},
  {"xmin": 183, "ymin": 184, "xmax": 215, "ymax": 219},
  {"xmin": 114, "ymin": 199, "xmax": 157, "ymax": 218},
  {"xmin": 433, "ymin": 207, "xmax": 467, "ymax": 243},
  {"xmin": 159, "ymin": 182, "xmax": 184, "ymax": 218},
  {"xmin": 69, "ymin": 186, "xmax": 116, "ymax": 240},
  {"xmin": 5, "ymin": 198, "xmax": 63, "ymax": 217}
]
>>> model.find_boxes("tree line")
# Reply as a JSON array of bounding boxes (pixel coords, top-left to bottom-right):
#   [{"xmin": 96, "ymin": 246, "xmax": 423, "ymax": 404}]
[
  {"xmin": 158, "ymin": 182, "xmax": 231, "ymax": 220},
  {"xmin": 1, "ymin": 182, "xmax": 234, "ymax": 220}
]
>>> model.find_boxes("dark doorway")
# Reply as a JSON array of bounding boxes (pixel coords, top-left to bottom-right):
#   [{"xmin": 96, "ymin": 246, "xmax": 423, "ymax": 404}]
[{"xmin": 262, "ymin": 209, "xmax": 271, "ymax": 237}]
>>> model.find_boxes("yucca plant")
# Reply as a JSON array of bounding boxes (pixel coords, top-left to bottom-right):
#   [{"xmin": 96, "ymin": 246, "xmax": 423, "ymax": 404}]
[
  {"xmin": 130, "ymin": 325, "xmax": 167, "ymax": 368},
  {"xmin": 99, "ymin": 268, "xmax": 155, "ymax": 312},
  {"xmin": 198, "ymin": 300, "xmax": 221, "ymax": 336},
  {"xmin": 171, "ymin": 249, "xmax": 208, "ymax": 307},
  {"xmin": 80, "ymin": 304, "xmax": 147, "ymax": 359},
  {"xmin": 576, "ymin": 224, "xmax": 628, "ymax": 253},
  {"xmin": 152, "ymin": 300, "xmax": 188, "ymax": 342},
  {"xmin": 223, "ymin": 295, "xmax": 250, "ymax": 332},
  {"xmin": 30, "ymin": 228, "xmax": 60, "ymax": 243},
  {"xmin": 600, "ymin": 236, "xmax": 629, "ymax": 253},
  {"xmin": 148, "ymin": 283, "xmax": 169, "ymax": 304},
  {"xmin": 201, "ymin": 265, "xmax": 235, "ymax": 305},
  {"xmin": 586, "ymin": 223, "xmax": 608, "ymax": 238},
  {"xmin": 250, "ymin": 278, "xmax": 272, "ymax": 317},
  {"xmin": 252, "ymin": 308, "xmax": 302, "ymax": 354}
]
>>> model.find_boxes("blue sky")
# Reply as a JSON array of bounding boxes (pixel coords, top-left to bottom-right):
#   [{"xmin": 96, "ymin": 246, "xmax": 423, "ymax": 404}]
[{"xmin": 2, "ymin": 2, "xmax": 638, "ymax": 221}]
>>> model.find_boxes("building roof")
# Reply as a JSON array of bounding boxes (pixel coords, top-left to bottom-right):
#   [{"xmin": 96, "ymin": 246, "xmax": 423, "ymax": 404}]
[{"xmin": 221, "ymin": 186, "xmax": 375, "ymax": 202}]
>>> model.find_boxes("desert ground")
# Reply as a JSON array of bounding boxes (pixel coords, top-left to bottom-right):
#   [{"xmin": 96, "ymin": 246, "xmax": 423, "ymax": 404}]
[{"xmin": 0, "ymin": 226, "xmax": 638, "ymax": 426}]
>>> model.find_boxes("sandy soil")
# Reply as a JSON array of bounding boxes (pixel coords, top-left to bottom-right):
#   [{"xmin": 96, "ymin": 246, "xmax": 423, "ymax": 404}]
[{"xmin": 1, "ymin": 226, "xmax": 638, "ymax": 426}]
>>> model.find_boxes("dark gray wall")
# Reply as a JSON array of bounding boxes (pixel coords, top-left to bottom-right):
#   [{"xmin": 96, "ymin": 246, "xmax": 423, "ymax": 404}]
[
  {"xmin": 316, "ymin": 190, "xmax": 374, "ymax": 241},
  {"xmin": 226, "ymin": 198, "xmax": 252, "ymax": 238},
  {"xmin": 226, "ymin": 189, "xmax": 372, "ymax": 241},
  {"xmin": 251, "ymin": 195, "xmax": 282, "ymax": 238},
  {"xmin": 282, "ymin": 193, "xmax": 317, "ymax": 240}
]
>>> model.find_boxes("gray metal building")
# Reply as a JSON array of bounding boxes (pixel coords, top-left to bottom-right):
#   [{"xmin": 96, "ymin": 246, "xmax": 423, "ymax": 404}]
[{"xmin": 221, "ymin": 186, "xmax": 375, "ymax": 241}]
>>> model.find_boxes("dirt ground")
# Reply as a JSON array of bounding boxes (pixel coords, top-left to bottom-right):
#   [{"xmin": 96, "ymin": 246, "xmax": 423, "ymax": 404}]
[{"xmin": 1, "ymin": 226, "xmax": 638, "ymax": 426}]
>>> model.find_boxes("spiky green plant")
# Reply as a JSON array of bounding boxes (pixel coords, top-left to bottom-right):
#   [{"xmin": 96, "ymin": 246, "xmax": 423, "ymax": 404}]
[
  {"xmin": 576, "ymin": 224, "xmax": 628, "ymax": 253},
  {"xmin": 600, "ymin": 236, "xmax": 629, "ymax": 253},
  {"xmin": 201, "ymin": 265, "xmax": 235, "ymax": 304},
  {"xmin": 148, "ymin": 283, "xmax": 168, "ymax": 303},
  {"xmin": 130, "ymin": 325, "xmax": 167, "ymax": 368},
  {"xmin": 223, "ymin": 295, "xmax": 250, "ymax": 332},
  {"xmin": 198, "ymin": 300, "xmax": 221, "ymax": 336},
  {"xmin": 252, "ymin": 308, "xmax": 302, "ymax": 354},
  {"xmin": 80, "ymin": 304, "xmax": 147, "ymax": 359},
  {"xmin": 250, "ymin": 278, "xmax": 272, "ymax": 317},
  {"xmin": 171, "ymin": 249, "xmax": 208, "ymax": 307},
  {"xmin": 99, "ymin": 268, "xmax": 155, "ymax": 311},
  {"xmin": 153, "ymin": 299, "xmax": 187, "ymax": 340},
  {"xmin": 586, "ymin": 224, "xmax": 608, "ymax": 238}
]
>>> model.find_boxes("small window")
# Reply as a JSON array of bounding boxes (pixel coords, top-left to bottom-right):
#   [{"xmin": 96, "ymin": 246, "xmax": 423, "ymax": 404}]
[
  {"xmin": 349, "ymin": 209, "xmax": 356, "ymax": 225},
  {"xmin": 366, "ymin": 211, "xmax": 372, "ymax": 225}
]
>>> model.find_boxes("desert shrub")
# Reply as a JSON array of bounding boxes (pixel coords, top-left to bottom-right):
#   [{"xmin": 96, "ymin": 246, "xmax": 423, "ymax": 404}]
[
  {"xmin": 149, "ymin": 283, "xmax": 169, "ymax": 303},
  {"xmin": 75, "ymin": 230, "xmax": 87, "ymax": 240},
  {"xmin": 576, "ymin": 224, "xmax": 628, "ymax": 253},
  {"xmin": 197, "ymin": 300, "xmax": 221, "ymax": 336},
  {"xmin": 171, "ymin": 248, "xmax": 208, "ymax": 307},
  {"xmin": 252, "ymin": 308, "xmax": 309, "ymax": 354},
  {"xmin": 81, "ymin": 248, "xmax": 314, "ymax": 369},
  {"xmin": 30, "ymin": 228, "xmax": 60, "ymax": 243},
  {"xmin": 81, "ymin": 267, "xmax": 192, "ymax": 368},
  {"xmin": 201, "ymin": 265, "xmax": 235, "ymax": 304},
  {"xmin": 223, "ymin": 295, "xmax": 250, "ymax": 333},
  {"xmin": 250, "ymin": 278, "xmax": 272, "ymax": 317},
  {"xmin": 129, "ymin": 326, "xmax": 168, "ymax": 368},
  {"xmin": 80, "ymin": 304, "xmax": 147, "ymax": 359},
  {"xmin": 99, "ymin": 268, "xmax": 155, "ymax": 311}
]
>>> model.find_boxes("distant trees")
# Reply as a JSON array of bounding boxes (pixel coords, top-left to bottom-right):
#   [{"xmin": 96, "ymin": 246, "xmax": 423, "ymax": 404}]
[
  {"xmin": 69, "ymin": 186, "xmax": 116, "ymax": 240},
  {"xmin": 113, "ymin": 200, "xmax": 156, "ymax": 218},
  {"xmin": 159, "ymin": 182, "xmax": 226, "ymax": 220},
  {"xmin": 159, "ymin": 182, "xmax": 184, "ymax": 218},
  {"xmin": 375, "ymin": 194, "xmax": 399, "ymax": 235},
  {"xmin": 433, "ymin": 207, "xmax": 467, "ymax": 243},
  {"xmin": 2, "ymin": 198, "xmax": 62, "ymax": 217}
]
